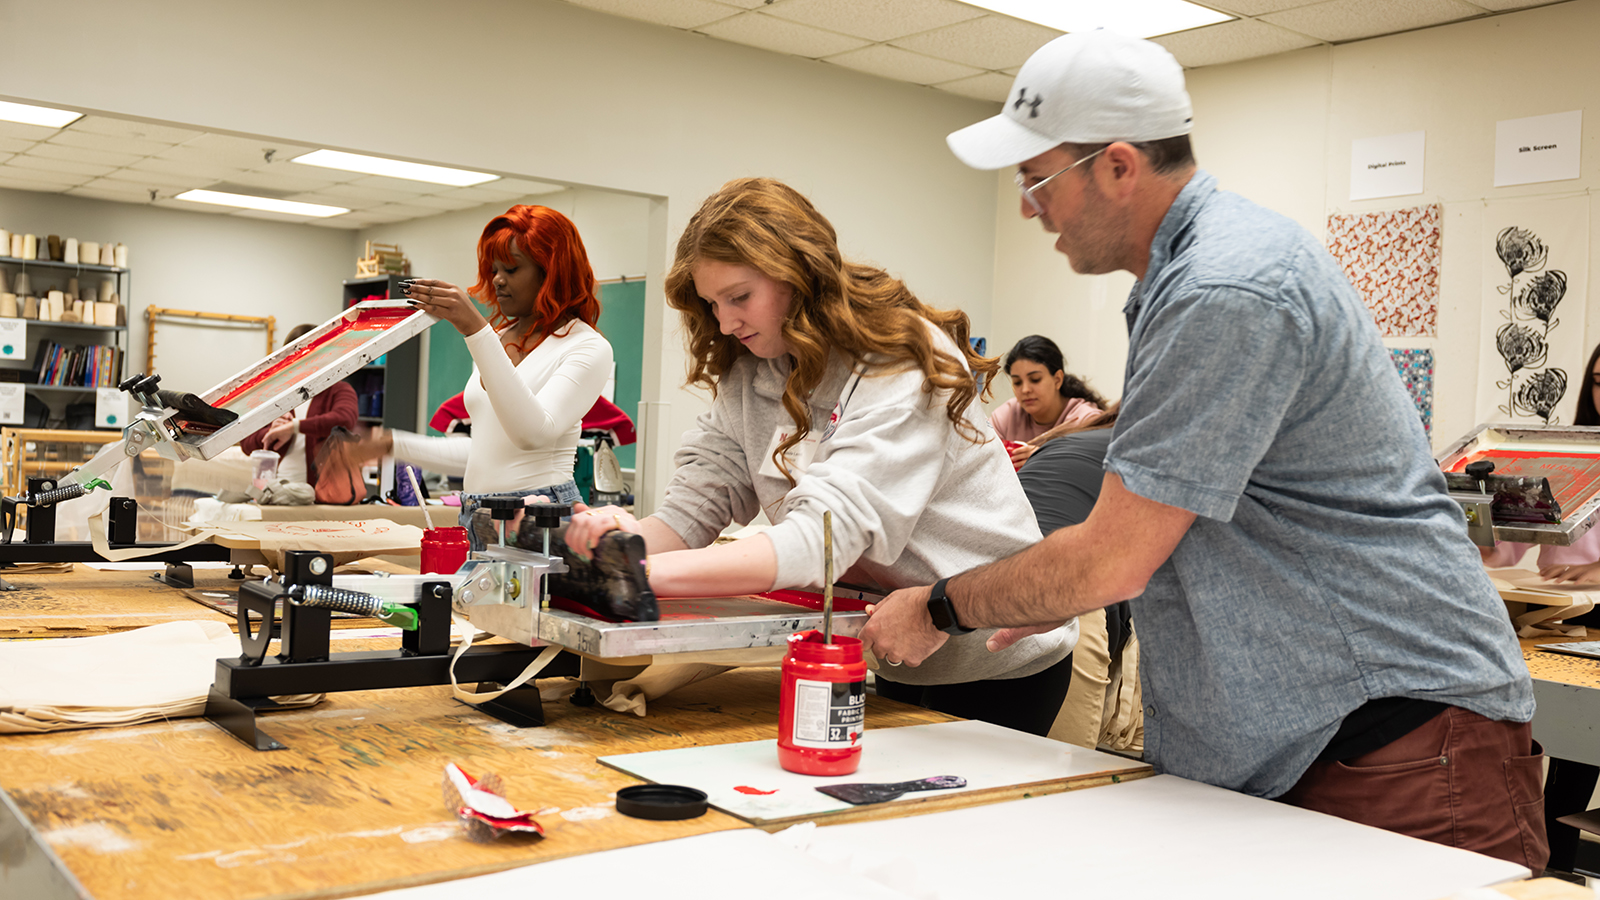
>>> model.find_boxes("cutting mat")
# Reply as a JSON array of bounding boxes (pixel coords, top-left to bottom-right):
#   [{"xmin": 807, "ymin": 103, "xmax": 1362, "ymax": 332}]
[{"xmin": 599, "ymin": 719, "xmax": 1150, "ymax": 827}]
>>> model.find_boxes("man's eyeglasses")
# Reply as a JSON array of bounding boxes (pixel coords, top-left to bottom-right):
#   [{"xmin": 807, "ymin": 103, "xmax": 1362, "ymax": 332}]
[{"xmin": 1014, "ymin": 147, "xmax": 1106, "ymax": 215}]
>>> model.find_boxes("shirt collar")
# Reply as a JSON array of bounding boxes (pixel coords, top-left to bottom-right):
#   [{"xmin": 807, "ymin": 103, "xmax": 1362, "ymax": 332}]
[{"xmin": 1122, "ymin": 169, "xmax": 1217, "ymax": 317}]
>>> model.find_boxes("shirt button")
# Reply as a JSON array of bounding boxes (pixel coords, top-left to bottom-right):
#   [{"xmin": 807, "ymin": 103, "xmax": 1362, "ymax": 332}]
[{"xmin": 1145, "ymin": 705, "xmax": 1157, "ymax": 719}]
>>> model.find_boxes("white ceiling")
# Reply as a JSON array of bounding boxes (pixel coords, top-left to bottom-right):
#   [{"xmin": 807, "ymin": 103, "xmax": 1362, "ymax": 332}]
[
  {"xmin": 0, "ymin": 0, "xmax": 1565, "ymax": 224},
  {"xmin": 563, "ymin": 0, "xmax": 1566, "ymax": 99},
  {"xmin": 0, "ymin": 115, "xmax": 565, "ymax": 229}
]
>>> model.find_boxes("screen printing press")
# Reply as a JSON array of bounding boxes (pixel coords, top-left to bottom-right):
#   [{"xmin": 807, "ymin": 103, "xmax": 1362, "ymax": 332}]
[{"xmin": 1439, "ymin": 423, "xmax": 1600, "ymax": 547}]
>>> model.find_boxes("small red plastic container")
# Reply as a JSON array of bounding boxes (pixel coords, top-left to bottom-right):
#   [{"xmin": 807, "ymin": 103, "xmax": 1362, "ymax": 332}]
[
  {"xmin": 420, "ymin": 526, "xmax": 470, "ymax": 574},
  {"xmin": 778, "ymin": 630, "xmax": 866, "ymax": 776}
]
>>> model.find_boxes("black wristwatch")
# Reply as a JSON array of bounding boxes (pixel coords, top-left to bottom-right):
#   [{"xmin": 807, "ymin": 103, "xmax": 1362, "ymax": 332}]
[{"xmin": 926, "ymin": 577, "xmax": 975, "ymax": 635}]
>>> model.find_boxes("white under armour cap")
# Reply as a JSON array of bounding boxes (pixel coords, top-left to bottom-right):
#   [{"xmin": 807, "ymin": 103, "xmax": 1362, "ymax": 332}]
[{"xmin": 947, "ymin": 30, "xmax": 1193, "ymax": 170}]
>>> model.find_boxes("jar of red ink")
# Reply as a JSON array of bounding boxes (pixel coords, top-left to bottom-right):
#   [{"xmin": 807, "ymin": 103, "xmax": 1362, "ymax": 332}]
[{"xmin": 778, "ymin": 629, "xmax": 865, "ymax": 776}]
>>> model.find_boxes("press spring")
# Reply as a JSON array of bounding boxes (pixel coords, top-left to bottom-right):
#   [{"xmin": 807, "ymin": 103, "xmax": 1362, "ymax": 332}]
[
  {"xmin": 288, "ymin": 584, "xmax": 386, "ymax": 617},
  {"xmin": 28, "ymin": 483, "xmax": 86, "ymax": 506}
]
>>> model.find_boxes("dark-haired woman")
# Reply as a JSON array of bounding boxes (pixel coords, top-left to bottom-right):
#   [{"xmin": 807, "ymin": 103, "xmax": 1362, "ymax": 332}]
[
  {"xmin": 990, "ymin": 335, "xmax": 1105, "ymax": 466},
  {"xmin": 360, "ymin": 205, "xmax": 612, "ymax": 550},
  {"xmin": 564, "ymin": 177, "xmax": 1076, "ymax": 735}
]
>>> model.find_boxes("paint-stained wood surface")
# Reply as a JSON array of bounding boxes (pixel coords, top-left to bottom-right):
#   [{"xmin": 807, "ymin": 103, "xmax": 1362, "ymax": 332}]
[
  {"xmin": 1521, "ymin": 635, "xmax": 1600, "ymax": 689},
  {"xmin": 0, "ymin": 666, "xmax": 951, "ymax": 900}
]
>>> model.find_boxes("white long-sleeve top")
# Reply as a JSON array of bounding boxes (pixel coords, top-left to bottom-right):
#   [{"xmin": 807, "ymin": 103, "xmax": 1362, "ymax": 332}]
[
  {"xmin": 652, "ymin": 324, "xmax": 1076, "ymax": 686},
  {"xmin": 392, "ymin": 321, "xmax": 612, "ymax": 494}
]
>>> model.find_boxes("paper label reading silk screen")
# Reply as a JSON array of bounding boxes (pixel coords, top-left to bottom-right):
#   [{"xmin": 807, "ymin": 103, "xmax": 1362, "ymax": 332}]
[{"xmin": 789, "ymin": 677, "xmax": 864, "ymax": 749}]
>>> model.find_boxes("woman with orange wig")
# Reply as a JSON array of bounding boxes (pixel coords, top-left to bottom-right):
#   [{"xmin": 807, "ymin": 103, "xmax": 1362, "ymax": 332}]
[{"xmin": 368, "ymin": 205, "xmax": 612, "ymax": 549}]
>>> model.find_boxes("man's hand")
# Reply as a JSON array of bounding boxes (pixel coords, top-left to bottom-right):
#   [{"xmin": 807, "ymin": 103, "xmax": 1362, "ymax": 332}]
[{"xmin": 859, "ymin": 584, "xmax": 948, "ymax": 667}]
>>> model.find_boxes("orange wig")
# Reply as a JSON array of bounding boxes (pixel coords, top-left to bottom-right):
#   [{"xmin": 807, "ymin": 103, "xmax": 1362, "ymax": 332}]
[{"xmin": 471, "ymin": 205, "xmax": 600, "ymax": 355}]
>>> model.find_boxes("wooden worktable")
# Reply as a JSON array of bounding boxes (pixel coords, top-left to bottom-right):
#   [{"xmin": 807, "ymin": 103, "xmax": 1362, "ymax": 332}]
[{"xmin": 0, "ymin": 666, "xmax": 952, "ymax": 900}]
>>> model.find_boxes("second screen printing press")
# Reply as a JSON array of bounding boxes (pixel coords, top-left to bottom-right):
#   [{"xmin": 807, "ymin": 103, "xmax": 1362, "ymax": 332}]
[{"xmin": 8, "ymin": 301, "xmax": 887, "ymax": 747}]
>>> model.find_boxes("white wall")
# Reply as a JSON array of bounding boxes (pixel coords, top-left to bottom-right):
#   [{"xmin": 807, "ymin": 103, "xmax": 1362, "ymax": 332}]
[
  {"xmin": 0, "ymin": 186, "xmax": 351, "ymax": 407},
  {"xmin": 988, "ymin": 0, "xmax": 1600, "ymax": 449},
  {"xmin": 0, "ymin": 0, "xmax": 1004, "ymax": 510}
]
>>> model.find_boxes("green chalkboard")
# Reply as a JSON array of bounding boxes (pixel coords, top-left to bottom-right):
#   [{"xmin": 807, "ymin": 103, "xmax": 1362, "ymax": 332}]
[{"xmin": 424, "ymin": 279, "xmax": 646, "ymax": 469}]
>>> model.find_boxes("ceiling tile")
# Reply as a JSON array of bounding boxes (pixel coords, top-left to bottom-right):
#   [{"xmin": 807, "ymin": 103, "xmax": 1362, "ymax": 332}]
[
  {"xmin": 127, "ymin": 157, "xmax": 247, "ymax": 181},
  {"xmin": 47, "ymin": 129, "xmax": 175, "ymax": 156},
  {"xmin": 711, "ymin": 0, "xmax": 768, "ymax": 7},
  {"xmin": 891, "ymin": 15, "xmax": 1060, "ymax": 71},
  {"xmin": 68, "ymin": 116, "xmax": 205, "ymax": 144},
  {"xmin": 25, "ymin": 142, "xmax": 145, "ymax": 168},
  {"xmin": 1261, "ymin": 0, "xmax": 1486, "ymax": 42},
  {"xmin": 494, "ymin": 177, "xmax": 567, "ymax": 195},
  {"xmin": 1153, "ymin": 17, "xmax": 1322, "ymax": 67},
  {"xmin": 0, "ymin": 137, "xmax": 38, "ymax": 154},
  {"xmin": 221, "ymin": 169, "xmax": 344, "ymax": 194},
  {"xmin": 935, "ymin": 72, "xmax": 1015, "ymax": 103},
  {"xmin": 182, "ymin": 132, "xmax": 319, "ymax": 159},
  {"xmin": 768, "ymin": 0, "xmax": 985, "ymax": 42},
  {"xmin": 365, "ymin": 202, "xmax": 441, "ymax": 218},
  {"xmin": 304, "ymin": 182, "xmax": 425, "ymax": 204},
  {"xmin": 562, "ymin": 0, "xmax": 739, "ymax": 28},
  {"xmin": 433, "ymin": 184, "xmax": 534, "ymax": 203},
  {"xmin": 344, "ymin": 174, "xmax": 435, "ymax": 196},
  {"xmin": 405, "ymin": 194, "xmax": 492, "ymax": 211},
  {"xmin": 8, "ymin": 155, "xmax": 117, "ymax": 178},
  {"xmin": 698, "ymin": 11, "xmax": 871, "ymax": 58},
  {"xmin": 0, "ymin": 175, "xmax": 82, "ymax": 193},
  {"xmin": 283, "ymin": 191, "xmax": 384, "ymax": 211},
  {"xmin": 304, "ymin": 216, "xmax": 372, "ymax": 230},
  {"xmin": 0, "ymin": 166, "xmax": 88, "ymax": 188},
  {"xmin": 95, "ymin": 168, "xmax": 206, "ymax": 189},
  {"xmin": 154, "ymin": 142, "xmax": 283, "ymax": 172},
  {"xmin": 66, "ymin": 186, "xmax": 154, "ymax": 204},
  {"xmin": 355, "ymin": 206, "xmax": 433, "ymax": 224},
  {"xmin": 824, "ymin": 44, "xmax": 984, "ymax": 85},
  {"xmin": 1203, "ymin": 0, "xmax": 1323, "ymax": 13},
  {"xmin": 0, "ymin": 121, "xmax": 60, "ymax": 142}
]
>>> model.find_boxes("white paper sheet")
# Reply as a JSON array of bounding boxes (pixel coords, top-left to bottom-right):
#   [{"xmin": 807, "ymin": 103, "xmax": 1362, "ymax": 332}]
[
  {"xmin": 599, "ymin": 719, "xmax": 1147, "ymax": 824},
  {"xmin": 1495, "ymin": 110, "xmax": 1582, "ymax": 187},
  {"xmin": 784, "ymin": 775, "xmax": 1530, "ymax": 900},
  {"xmin": 1350, "ymin": 130, "xmax": 1425, "ymax": 200}
]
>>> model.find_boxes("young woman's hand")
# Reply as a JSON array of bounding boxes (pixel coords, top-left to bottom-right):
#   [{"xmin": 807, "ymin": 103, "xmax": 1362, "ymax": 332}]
[
  {"xmin": 563, "ymin": 504, "xmax": 641, "ymax": 561},
  {"xmin": 404, "ymin": 279, "xmax": 489, "ymax": 337},
  {"xmin": 347, "ymin": 426, "xmax": 395, "ymax": 464},
  {"xmin": 1539, "ymin": 561, "xmax": 1600, "ymax": 585}
]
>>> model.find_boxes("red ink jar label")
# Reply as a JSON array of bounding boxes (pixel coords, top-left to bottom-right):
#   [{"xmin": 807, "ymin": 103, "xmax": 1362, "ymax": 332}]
[{"xmin": 787, "ymin": 677, "xmax": 864, "ymax": 749}]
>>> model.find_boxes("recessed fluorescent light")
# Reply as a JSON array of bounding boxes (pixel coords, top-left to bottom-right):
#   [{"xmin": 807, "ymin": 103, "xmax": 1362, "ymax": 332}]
[
  {"xmin": 174, "ymin": 189, "xmax": 349, "ymax": 218},
  {"xmin": 0, "ymin": 100, "xmax": 84, "ymax": 129},
  {"xmin": 964, "ymin": 0, "xmax": 1232, "ymax": 39},
  {"xmin": 290, "ymin": 149, "xmax": 499, "ymax": 187}
]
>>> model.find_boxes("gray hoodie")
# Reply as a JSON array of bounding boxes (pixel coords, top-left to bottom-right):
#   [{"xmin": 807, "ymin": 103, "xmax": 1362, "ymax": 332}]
[{"xmin": 653, "ymin": 327, "xmax": 1077, "ymax": 685}]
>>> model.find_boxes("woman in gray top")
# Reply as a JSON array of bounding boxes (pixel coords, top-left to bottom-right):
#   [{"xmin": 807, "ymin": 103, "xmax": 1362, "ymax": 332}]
[{"xmin": 566, "ymin": 177, "xmax": 1077, "ymax": 733}]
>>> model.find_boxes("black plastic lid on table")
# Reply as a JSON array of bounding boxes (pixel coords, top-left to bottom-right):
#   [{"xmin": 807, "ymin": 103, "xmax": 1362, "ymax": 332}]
[{"xmin": 615, "ymin": 784, "xmax": 708, "ymax": 820}]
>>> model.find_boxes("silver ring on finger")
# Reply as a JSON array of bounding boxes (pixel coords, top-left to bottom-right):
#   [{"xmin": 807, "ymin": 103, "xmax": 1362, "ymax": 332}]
[{"xmin": 886, "ymin": 658, "xmax": 902, "ymax": 667}]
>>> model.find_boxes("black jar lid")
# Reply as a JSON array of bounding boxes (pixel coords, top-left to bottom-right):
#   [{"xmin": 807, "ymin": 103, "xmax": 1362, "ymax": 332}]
[{"xmin": 615, "ymin": 784, "xmax": 709, "ymax": 820}]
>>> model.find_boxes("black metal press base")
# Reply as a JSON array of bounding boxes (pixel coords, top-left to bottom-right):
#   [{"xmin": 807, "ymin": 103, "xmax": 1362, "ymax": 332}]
[{"xmin": 204, "ymin": 550, "xmax": 582, "ymax": 751}]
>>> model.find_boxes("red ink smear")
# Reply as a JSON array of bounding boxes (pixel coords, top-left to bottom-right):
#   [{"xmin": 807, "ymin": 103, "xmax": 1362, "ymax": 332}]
[{"xmin": 734, "ymin": 785, "xmax": 778, "ymax": 795}]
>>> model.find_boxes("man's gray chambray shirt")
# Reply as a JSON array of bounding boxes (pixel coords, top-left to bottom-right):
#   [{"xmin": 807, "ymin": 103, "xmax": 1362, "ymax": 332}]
[{"xmin": 1104, "ymin": 170, "xmax": 1533, "ymax": 798}]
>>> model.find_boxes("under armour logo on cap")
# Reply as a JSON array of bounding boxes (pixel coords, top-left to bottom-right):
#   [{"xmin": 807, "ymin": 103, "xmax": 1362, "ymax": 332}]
[{"xmin": 1013, "ymin": 87, "xmax": 1042, "ymax": 119}]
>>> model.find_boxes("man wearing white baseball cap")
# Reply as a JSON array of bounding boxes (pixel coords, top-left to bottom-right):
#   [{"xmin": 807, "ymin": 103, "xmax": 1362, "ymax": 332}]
[{"xmin": 861, "ymin": 31, "xmax": 1544, "ymax": 869}]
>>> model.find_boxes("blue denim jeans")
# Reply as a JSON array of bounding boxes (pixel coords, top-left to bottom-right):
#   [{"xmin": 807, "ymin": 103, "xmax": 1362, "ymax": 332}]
[{"xmin": 459, "ymin": 479, "xmax": 581, "ymax": 551}]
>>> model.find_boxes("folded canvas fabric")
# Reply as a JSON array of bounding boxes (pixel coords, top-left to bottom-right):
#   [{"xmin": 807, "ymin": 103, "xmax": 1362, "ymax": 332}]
[
  {"xmin": 1488, "ymin": 568, "xmax": 1596, "ymax": 636},
  {"xmin": 0, "ymin": 620, "xmax": 320, "ymax": 734}
]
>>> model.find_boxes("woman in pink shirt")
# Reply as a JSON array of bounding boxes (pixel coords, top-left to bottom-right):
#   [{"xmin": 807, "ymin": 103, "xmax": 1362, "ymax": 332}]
[{"xmin": 990, "ymin": 335, "xmax": 1105, "ymax": 467}]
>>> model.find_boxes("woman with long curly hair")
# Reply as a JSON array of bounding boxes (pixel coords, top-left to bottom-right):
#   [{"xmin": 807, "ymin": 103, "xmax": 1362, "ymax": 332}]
[
  {"xmin": 364, "ymin": 205, "xmax": 613, "ymax": 549},
  {"xmin": 566, "ymin": 178, "xmax": 1077, "ymax": 734}
]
